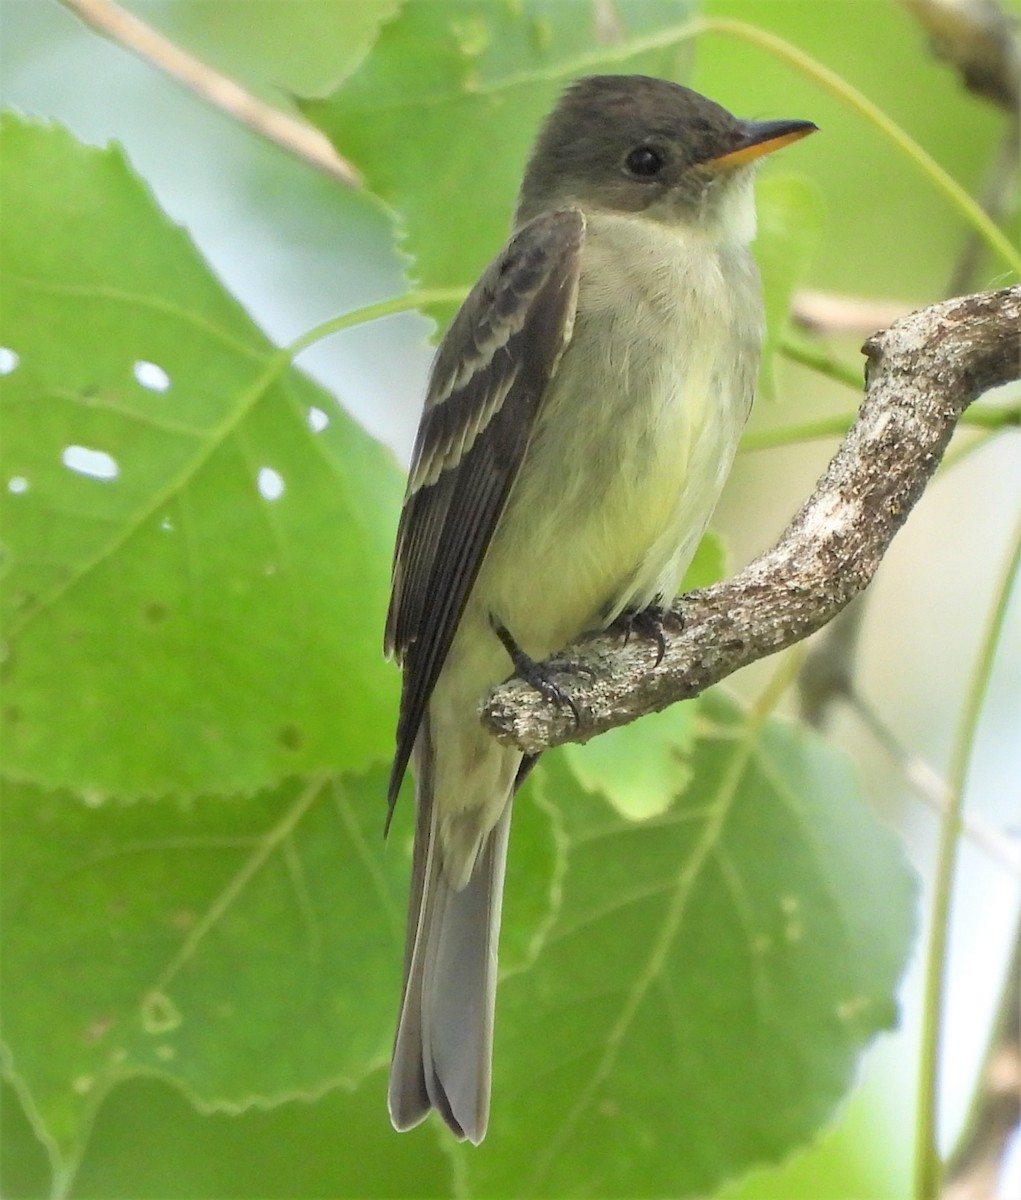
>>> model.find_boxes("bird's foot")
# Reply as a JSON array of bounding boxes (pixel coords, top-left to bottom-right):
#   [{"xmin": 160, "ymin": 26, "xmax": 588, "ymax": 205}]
[
  {"xmin": 612, "ymin": 603, "xmax": 679, "ymax": 667},
  {"xmin": 490, "ymin": 618, "xmax": 582, "ymax": 725}
]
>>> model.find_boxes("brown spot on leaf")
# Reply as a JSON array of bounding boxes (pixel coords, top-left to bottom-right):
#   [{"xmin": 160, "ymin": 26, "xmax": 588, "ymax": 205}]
[{"xmin": 278, "ymin": 723, "xmax": 303, "ymax": 752}]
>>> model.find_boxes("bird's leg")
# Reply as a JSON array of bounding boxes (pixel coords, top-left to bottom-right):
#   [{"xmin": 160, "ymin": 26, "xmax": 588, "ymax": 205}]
[
  {"xmin": 611, "ymin": 602, "xmax": 680, "ymax": 667},
  {"xmin": 489, "ymin": 617, "xmax": 582, "ymax": 725},
  {"xmin": 513, "ymin": 754, "xmax": 541, "ymax": 793}
]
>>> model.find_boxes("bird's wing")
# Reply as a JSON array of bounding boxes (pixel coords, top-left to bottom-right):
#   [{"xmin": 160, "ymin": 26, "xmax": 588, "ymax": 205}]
[{"xmin": 385, "ymin": 208, "xmax": 585, "ymax": 814}]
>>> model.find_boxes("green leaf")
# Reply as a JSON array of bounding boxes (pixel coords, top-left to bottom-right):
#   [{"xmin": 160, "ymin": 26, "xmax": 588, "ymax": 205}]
[
  {"xmin": 754, "ymin": 175, "xmax": 826, "ymax": 399},
  {"xmin": 0, "ymin": 769, "xmax": 559, "ymax": 1185},
  {"xmin": 470, "ymin": 692, "xmax": 918, "ymax": 1198},
  {"xmin": 0, "ymin": 771, "xmax": 398, "ymax": 1175},
  {"xmin": 564, "ymin": 703, "xmax": 698, "ymax": 820},
  {"xmin": 2, "ymin": 1072, "xmax": 450, "ymax": 1200},
  {"xmin": 681, "ymin": 527, "xmax": 728, "ymax": 593},
  {"xmin": 302, "ymin": 0, "xmax": 696, "ymax": 316},
  {"xmin": 159, "ymin": 0, "xmax": 401, "ymax": 98},
  {"xmin": 0, "ymin": 115, "xmax": 401, "ymax": 797}
]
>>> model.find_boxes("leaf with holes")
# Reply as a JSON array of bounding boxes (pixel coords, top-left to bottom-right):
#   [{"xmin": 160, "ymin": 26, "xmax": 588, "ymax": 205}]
[
  {"xmin": 464, "ymin": 692, "xmax": 918, "ymax": 1198},
  {"xmin": 1, "ymin": 772, "xmax": 409, "ymax": 1175},
  {"xmin": 0, "ymin": 115, "xmax": 401, "ymax": 797},
  {"xmin": 0, "ymin": 767, "xmax": 560, "ymax": 1180}
]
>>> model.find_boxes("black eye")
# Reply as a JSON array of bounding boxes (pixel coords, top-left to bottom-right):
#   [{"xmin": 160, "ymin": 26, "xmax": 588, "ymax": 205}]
[{"xmin": 625, "ymin": 145, "xmax": 665, "ymax": 178}]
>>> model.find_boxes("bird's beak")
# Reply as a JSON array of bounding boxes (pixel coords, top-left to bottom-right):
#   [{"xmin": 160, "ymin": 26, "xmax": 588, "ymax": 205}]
[{"xmin": 707, "ymin": 119, "xmax": 818, "ymax": 169}]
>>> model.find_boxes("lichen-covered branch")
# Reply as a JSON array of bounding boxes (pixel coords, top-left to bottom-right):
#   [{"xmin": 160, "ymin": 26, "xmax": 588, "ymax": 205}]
[{"xmin": 482, "ymin": 285, "xmax": 1021, "ymax": 755}]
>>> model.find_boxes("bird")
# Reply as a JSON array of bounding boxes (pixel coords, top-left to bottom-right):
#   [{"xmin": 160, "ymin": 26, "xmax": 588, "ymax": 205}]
[{"xmin": 384, "ymin": 74, "xmax": 816, "ymax": 1144}]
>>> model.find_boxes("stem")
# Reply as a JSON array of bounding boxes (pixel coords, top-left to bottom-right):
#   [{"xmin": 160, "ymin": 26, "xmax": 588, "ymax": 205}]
[
  {"xmin": 913, "ymin": 508, "xmax": 1021, "ymax": 1199},
  {"xmin": 751, "ymin": 643, "xmax": 807, "ymax": 721},
  {"xmin": 781, "ymin": 332, "xmax": 863, "ymax": 389},
  {"xmin": 740, "ymin": 414, "xmax": 854, "ymax": 452},
  {"xmin": 285, "ymin": 287, "xmax": 468, "ymax": 359},
  {"xmin": 740, "ymin": 403, "xmax": 1018, "ymax": 454},
  {"xmin": 700, "ymin": 17, "xmax": 1021, "ymax": 276}
]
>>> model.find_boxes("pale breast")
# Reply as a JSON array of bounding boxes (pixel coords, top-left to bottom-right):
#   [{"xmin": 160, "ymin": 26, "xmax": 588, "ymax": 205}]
[{"xmin": 477, "ymin": 211, "xmax": 762, "ymax": 657}]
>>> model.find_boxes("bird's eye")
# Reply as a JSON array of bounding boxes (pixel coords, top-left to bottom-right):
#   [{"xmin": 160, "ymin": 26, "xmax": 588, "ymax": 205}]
[{"xmin": 624, "ymin": 145, "xmax": 665, "ymax": 177}]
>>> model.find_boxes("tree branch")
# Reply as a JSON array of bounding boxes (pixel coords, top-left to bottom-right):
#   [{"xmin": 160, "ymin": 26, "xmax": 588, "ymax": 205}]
[{"xmin": 482, "ymin": 286, "xmax": 1021, "ymax": 754}]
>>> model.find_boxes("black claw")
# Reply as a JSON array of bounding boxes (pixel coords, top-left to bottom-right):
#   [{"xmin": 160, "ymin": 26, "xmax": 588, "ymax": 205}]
[
  {"xmin": 558, "ymin": 657, "xmax": 597, "ymax": 681},
  {"xmin": 490, "ymin": 617, "xmax": 581, "ymax": 725},
  {"xmin": 613, "ymin": 603, "xmax": 678, "ymax": 667}
]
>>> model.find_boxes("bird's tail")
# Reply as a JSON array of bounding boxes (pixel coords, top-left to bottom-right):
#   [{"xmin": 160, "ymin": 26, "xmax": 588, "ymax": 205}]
[{"xmin": 387, "ymin": 733, "xmax": 512, "ymax": 1145}]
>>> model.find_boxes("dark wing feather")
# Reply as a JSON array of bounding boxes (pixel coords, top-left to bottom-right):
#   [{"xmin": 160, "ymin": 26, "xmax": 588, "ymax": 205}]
[{"xmin": 385, "ymin": 208, "xmax": 585, "ymax": 814}]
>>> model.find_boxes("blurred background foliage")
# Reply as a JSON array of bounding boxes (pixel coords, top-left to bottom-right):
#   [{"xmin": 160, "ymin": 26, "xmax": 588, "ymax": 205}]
[{"xmin": 1, "ymin": 1, "xmax": 1019, "ymax": 1197}]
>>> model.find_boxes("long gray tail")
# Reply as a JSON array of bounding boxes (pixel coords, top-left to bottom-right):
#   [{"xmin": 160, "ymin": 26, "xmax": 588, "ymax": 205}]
[{"xmin": 387, "ymin": 753, "xmax": 512, "ymax": 1145}]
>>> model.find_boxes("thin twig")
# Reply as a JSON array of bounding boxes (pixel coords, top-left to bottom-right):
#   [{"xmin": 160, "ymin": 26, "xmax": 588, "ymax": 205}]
[
  {"xmin": 947, "ymin": 117, "xmax": 1020, "ymax": 297},
  {"xmin": 898, "ymin": 0, "xmax": 1021, "ymax": 112},
  {"xmin": 899, "ymin": 1, "xmax": 1021, "ymax": 293},
  {"xmin": 58, "ymin": 0, "xmax": 360, "ymax": 186},
  {"xmin": 482, "ymin": 287, "xmax": 1021, "ymax": 752},
  {"xmin": 848, "ymin": 690, "xmax": 1021, "ymax": 878},
  {"xmin": 915, "ymin": 508, "xmax": 1021, "ymax": 1199},
  {"xmin": 943, "ymin": 919, "xmax": 1021, "ymax": 1200},
  {"xmin": 792, "ymin": 289, "xmax": 915, "ymax": 333}
]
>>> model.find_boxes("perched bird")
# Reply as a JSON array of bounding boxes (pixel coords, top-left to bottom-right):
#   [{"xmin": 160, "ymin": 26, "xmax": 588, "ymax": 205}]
[{"xmin": 384, "ymin": 74, "xmax": 816, "ymax": 1143}]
